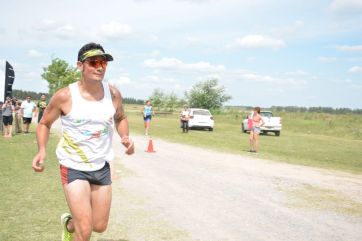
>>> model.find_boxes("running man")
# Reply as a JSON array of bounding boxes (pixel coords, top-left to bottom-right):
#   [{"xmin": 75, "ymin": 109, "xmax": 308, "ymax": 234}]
[{"xmin": 32, "ymin": 42, "xmax": 134, "ymax": 241}]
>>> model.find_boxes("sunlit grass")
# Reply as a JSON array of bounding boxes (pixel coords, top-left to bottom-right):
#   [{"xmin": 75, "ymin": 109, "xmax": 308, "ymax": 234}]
[
  {"xmin": 0, "ymin": 130, "xmax": 67, "ymax": 241},
  {"xmin": 126, "ymin": 105, "xmax": 362, "ymax": 173}
]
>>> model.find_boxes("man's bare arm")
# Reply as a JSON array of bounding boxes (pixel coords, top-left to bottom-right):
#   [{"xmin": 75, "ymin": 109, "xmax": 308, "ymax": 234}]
[
  {"xmin": 32, "ymin": 87, "xmax": 71, "ymax": 172},
  {"xmin": 110, "ymin": 85, "xmax": 134, "ymax": 155}
]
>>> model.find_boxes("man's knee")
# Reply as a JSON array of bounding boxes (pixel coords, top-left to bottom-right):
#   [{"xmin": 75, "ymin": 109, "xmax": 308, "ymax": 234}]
[
  {"xmin": 75, "ymin": 221, "xmax": 92, "ymax": 239},
  {"xmin": 93, "ymin": 221, "xmax": 108, "ymax": 233}
]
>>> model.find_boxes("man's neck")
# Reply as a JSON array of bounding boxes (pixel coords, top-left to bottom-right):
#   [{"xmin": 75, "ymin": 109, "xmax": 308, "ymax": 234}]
[{"xmin": 78, "ymin": 79, "xmax": 104, "ymax": 101}]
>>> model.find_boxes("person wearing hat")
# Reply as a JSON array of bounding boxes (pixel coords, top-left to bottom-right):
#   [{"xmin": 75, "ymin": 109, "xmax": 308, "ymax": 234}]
[
  {"xmin": 32, "ymin": 42, "xmax": 134, "ymax": 241},
  {"xmin": 35, "ymin": 94, "xmax": 48, "ymax": 123}
]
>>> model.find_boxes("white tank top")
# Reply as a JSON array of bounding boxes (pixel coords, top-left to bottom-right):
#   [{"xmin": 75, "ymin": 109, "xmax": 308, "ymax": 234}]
[{"xmin": 56, "ymin": 81, "xmax": 115, "ymax": 171}]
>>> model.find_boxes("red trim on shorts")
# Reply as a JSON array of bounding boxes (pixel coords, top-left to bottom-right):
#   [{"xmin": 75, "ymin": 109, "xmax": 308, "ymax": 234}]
[{"xmin": 60, "ymin": 165, "xmax": 68, "ymax": 185}]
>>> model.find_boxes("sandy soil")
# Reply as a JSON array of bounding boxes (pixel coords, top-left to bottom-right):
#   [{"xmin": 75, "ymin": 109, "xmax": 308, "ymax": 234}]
[{"xmin": 89, "ymin": 133, "xmax": 362, "ymax": 241}]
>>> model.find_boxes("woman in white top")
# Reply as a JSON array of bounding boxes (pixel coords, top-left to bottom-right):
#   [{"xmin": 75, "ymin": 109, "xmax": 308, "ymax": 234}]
[{"xmin": 180, "ymin": 105, "xmax": 190, "ymax": 133}]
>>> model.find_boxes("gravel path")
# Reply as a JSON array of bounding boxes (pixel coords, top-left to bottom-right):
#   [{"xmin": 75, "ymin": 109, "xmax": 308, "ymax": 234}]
[{"xmin": 89, "ymin": 133, "xmax": 362, "ymax": 241}]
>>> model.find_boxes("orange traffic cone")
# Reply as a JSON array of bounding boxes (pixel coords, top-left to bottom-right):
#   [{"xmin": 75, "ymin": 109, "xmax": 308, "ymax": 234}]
[{"xmin": 145, "ymin": 137, "xmax": 156, "ymax": 153}]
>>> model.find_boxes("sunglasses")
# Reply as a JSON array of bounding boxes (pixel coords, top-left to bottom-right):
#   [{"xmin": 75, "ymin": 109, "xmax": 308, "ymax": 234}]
[{"xmin": 85, "ymin": 59, "xmax": 108, "ymax": 69}]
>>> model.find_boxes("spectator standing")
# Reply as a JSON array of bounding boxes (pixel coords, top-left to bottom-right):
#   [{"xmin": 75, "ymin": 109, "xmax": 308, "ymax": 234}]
[
  {"xmin": 249, "ymin": 106, "xmax": 265, "ymax": 153},
  {"xmin": 2, "ymin": 96, "xmax": 15, "ymax": 138},
  {"xmin": 14, "ymin": 100, "xmax": 23, "ymax": 133},
  {"xmin": 21, "ymin": 96, "xmax": 36, "ymax": 133},
  {"xmin": 36, "ymin": 94, "xmax": 48, "ymax": 123},
  {"xmin": 180, "ymin": 105, "xmax": 190, "ymax": 133},
  {"xmin": 142, "ymin": 100, "xmax": 154, "ymax": 135}
]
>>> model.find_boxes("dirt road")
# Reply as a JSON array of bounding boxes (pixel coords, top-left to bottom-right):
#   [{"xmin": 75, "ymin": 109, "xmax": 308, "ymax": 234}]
[{"xmin": 88, "ymin": 134, "xmax": 362, "ymax": 241}]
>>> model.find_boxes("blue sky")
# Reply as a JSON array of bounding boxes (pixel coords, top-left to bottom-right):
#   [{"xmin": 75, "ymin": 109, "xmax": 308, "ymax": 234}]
[{"xmin": 1, "ymin": 0, "xmax": 361, "ymax": 108}]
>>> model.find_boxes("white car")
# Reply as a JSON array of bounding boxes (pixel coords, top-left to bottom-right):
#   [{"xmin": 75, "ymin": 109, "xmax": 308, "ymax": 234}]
[
  {"xmin": 241, "ymin": 111, "xmax": 282, "ymax": 136},
  {"xmin": 188, "ymin": 108, "xmax": 214, "ymax": 131}
]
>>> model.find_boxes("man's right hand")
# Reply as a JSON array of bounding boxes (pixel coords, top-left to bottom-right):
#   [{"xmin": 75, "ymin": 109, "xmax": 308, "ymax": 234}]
[{"xmin": 32, "ymin": 152, "xmax": 46, "ymax": 172}]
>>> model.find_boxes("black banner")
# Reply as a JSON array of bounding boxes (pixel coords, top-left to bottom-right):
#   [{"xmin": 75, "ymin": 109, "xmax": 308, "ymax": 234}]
[{"xmin": 4, "ymin": 61, "xmax": 15, "ymax": 101}]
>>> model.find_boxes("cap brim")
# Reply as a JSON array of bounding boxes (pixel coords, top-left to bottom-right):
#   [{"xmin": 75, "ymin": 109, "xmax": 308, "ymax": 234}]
[
  {"xmin": 87, "ymin": 53, "xmax": 113, "ymax": 61},
  {"xmin": 103, "ymin": 53, "xmax": 113, "ymax": 61},
  {"xmin": 81, "ymin": 49, "xmax": 114, "ymax": 61}
]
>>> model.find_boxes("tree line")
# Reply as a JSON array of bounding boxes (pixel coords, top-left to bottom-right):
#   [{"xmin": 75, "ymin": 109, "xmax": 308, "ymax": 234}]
[
  {"xmin": 11, "ymin": 89, "xmax": 46, "ymax": 101},
  {"xmin": 269, "ymin": 106, "xmax": 362, "ymax": 115},
  {"xmin": 11, "ymin": 58, "xmax": 361, "ymax": 115}
]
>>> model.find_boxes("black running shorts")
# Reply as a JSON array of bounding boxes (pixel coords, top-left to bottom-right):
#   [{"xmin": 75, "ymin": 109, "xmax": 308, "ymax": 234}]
[{"xmin": 60, "ymin": 162, "xmax": 112, "ymax": 185}]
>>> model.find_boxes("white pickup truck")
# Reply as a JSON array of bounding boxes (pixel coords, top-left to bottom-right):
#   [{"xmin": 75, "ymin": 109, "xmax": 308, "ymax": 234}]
[{"xmin": 241, "ymin": 111, "xmax": 282, "ymax": 136}]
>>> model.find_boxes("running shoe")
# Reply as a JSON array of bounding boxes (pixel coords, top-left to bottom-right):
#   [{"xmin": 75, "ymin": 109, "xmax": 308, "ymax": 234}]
[{"xmin": 61, "ymin": 213, "xmax": 73, "ymax": 241}]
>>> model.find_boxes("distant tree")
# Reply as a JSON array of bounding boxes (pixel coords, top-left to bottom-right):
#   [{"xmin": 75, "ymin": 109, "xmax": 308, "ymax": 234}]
[
  {"xmin": 148, "ymin": 88, "xmax": 186, "ymax": 111},
  {"xmin": 164, "ymin": 92, "xmax": 179, "ymax": 111},
  {"xmin": 12, "ymin": 89, "xmax": 45, "ymax": 101},
  {"xmin": 185, "ymin": 79, "xmax": 231, "ymax": 110},
  {"xmin": 123, "ymin": 97, "xmax": 144, "ymax": 105},
  {"xmin": 149, "ymin": 89, "xmax": 165, "ymax": 110},
  {"xmin": 41, "ymin": 58, "xmax": 80, "ymax": 96}
]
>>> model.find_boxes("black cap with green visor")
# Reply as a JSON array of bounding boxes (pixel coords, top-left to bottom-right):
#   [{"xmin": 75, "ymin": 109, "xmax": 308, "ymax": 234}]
[{"xmin": 80, "ymin": 49, "xmax": 114, "ymax": 62}]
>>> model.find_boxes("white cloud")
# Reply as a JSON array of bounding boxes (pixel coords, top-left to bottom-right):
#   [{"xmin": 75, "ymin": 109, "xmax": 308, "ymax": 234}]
[
  {"xmin": 144, "ymin": 58, "xmax": 225, "ymax": 72},
  {"xmin": 54, "ymin": 24, "xmax": 76, "ymax": 39},
  {"xmin": 271, "ymin": 20, "xmax": 304, "ymax": 38},
  {"xmin": 267, "ymin": 88, "xmax": 285, "ymax": 95},
  {"xmin": 33, "ymin": 19, "xmax": 59, "ymax": 32},
  {"xmin": 348, "ymin": 66, "xmax": 362, "ymax": 73},
  {"xmin": 329, "ymin": 0, "xmax": 362, "ymax": 14},
  {"xmin": 110, "ymin": 75, "xmax": 132, "ymax": 86},
  {"xmin": 319, "ymin": 56, "xmax": 337, "ymax": 62},
  {"xmin": 98, "ymin": 21, "xmax": 133, "ymax": 40},
  {"xmin": 196, "ymin": 74, "xmax": 221, "ymax": 82},
  {"xmin": 229, "ymin": 35, "xmax": 286, "ymax": 50},
  {"xmin": 149, "ymin": 50, "xmax": 161, "ymax": 58},
  {"xmin": 226, "ymin": 69, "xmax": 307, "ymax": 86},
  {"xmin": 285, "ymin": 70, "xmax": 308, "ymax": 76},
  {"xmin": 186, "ymin": 36, "xmax": 204, "ymax": 46},
  {"xmin": 149, "ymin": 35, "xmax": 159, "ymax": 42},
  {"xmin": 241, "ymin": 73, "xmax": 274, "ymax": 82},
  {"xmin": 32, "ymin": 19, "xmax": 77, "ymax": 39},
  {"xmin": 142, "ymin": 75, "xmax": 177, "ymax": 84},
  {"xmin": 27, "ymin": 49, "xmax": 43, "ymax": 58},
  {"xmin": 336, "ymin": 45, "xmax": 362, "ymax": 52}
]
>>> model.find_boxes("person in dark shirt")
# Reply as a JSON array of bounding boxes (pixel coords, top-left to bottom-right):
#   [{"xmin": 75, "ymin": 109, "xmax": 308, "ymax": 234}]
[{"xmin": 36, "ymin": 94, "xmax": 48, "ymax": 123}]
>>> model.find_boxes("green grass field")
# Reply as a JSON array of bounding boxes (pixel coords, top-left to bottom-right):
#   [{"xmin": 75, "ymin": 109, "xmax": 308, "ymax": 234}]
[
  {"xmin": 1, "ymin": 107, "xmax": 361, "ymax": 240},
  {"xmin": 127, "ymin": 106, "xmax": 362, "ymax": 173},
  {"xmin": 0, "ymin": 130, "xmax": 67, "ymax": 240}
]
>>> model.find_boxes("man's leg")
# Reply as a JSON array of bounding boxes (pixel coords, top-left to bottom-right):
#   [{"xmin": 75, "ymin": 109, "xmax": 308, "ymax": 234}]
[
  {"xmin": 91, "ymin": 184, "xmax": 112, "ymax": 232},
  {"xmin": 63, "ymin": 180, "xmax": 93, "ymax": 241},
  {"xmin": 63, "ymin": 180, "xmax": 112, "ymax": 241},
  {"xmin": 23, "ymin": 121, "xmax": 29, "ymax": 133}
]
